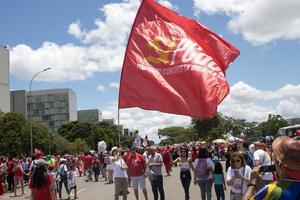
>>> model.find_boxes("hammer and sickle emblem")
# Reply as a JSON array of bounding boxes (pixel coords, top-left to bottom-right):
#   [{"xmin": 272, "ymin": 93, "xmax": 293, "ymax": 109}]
[{"xmin": 146, "ymin": 36, "xmax": 177, "ymax": 65}]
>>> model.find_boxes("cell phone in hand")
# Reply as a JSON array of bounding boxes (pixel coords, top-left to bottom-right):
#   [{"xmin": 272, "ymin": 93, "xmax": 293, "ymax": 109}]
[{"xmin": 260, "ymin": 165, "xmax": 276, "ymax": 172}]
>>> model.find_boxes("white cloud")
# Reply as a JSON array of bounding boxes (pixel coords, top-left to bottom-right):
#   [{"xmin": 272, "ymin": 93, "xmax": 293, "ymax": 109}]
[
  {"xmin": 193, "ymin": 0, "xmax": 300, "ymax": 45},
  {"xmin": 158, "ymin": 0, "xmax": 179, "ymax": 11},
  {"xmin": 10, "ymin": 0, "xmax": 141, "ymax": 82},
  {"xmin": 219, "ymin": 81, "xmax": 300, "ymax": 121},
  {"xmin": 101, "ymin": 81, "xmax": 300, "ymax": 143},
  {"xmin": 67, "ymin": 20, "xmax": 82, "ymax": 39},
  {"xmin": 96, "ymin": 84, "xmax": 106, "ymax": 92},
  {"xmin": 109, "ymin": 82, "xmax": 120, "ymax": 89},
  {"xmin": 10, "ymin": 0, "xmax": 179, "ymax": 82},
  {"xmin": 102, "ymin": 106, "xmax": 191, "ymax": 143}
]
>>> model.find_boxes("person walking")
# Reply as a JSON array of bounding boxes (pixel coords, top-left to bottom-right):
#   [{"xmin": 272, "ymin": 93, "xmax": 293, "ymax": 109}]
[
  {"xmin": 110, "ymin": 147, "xmax": 128, "ymax": 200},
  {"xmin": 6, "ymin": 157, "xmax": 14, "ymax": 192},
  {"xmin": 193, "ymin": 148, "xmax": 214, "ymax": 200},
  {"xmin": 68, "ymin": 165, "xmax": 78, "ymax": 200},
  {"xmin": 147, "ymin": 146, "xmax": 165, "ymax": 200},
  {"xmin": 173, "ymin": 147, "xmax": 194, "ymax": 200},
  {"xmin": 58, "ymin": 158, "xmax": 70, "ymax": 200},
  {"xmin": 84, "ymin": 153, "xmax": 93, "ymax": 182},
  {"xmin": 213, "ymin": 162, "xmax": 226, "ymax": 200},
  {"xmin": 127, "ymin": 147, "xmax": 149, "ymax": 200},
  {"xmin": 12, "ymin": 159, "xmax": 26, "ymax": 197},
  {"xmin": 29, "ymin": 159, "xmax": 56, "ymax": 200},
  {"xmin": 226, "ymin": 152, "xmax": 251, "ymax": 200},
  {"xmin": 162, "ymin": 146, "xmax": 173, "ymax": 176},
  {"xmin": 92, "ymin": 155, "xmax": 101, "ymax": 182},
  {"xmin": 252, "ymin": 142, "xmax": 273, "ymax": 191}
]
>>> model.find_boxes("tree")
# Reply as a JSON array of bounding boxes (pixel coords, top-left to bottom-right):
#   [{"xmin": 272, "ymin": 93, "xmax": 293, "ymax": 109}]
[
  {"xmin": 57, "ymin": 120, "xmax": 124, "ymax": 150},
  {"xmin": 191, "ymin": 113, "xmax": 223, "ymax": 140},
  {"xmin": 0, "ymin": 112, "xmax": 52, "ymax": 157},
  {"xmin": 158, "ymin": 126, "xmax": 193, "ymax": 144},
  {"xmin": 256, "ymin": 114, "xmax": 288, "ymax": 136},
  {"xmin": 70, "ymin": 138, "xmax": 89, "ymax": 153}
]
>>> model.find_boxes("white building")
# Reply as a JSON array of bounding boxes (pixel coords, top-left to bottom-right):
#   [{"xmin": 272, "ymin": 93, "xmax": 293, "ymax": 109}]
[{"xmin": 0, "ymin": 45, "xmax": 10, "ymax": 112}]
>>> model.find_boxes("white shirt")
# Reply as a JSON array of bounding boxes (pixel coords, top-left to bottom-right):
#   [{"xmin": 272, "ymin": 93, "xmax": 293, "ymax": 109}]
[
  {"xmin": 226, "ymin": 166, "xmax": 252, "ymax": 194},
  {"xmin": 68, "ymin": 171, "xmax": 77, "ymax": 188},
  {"xmin": 253, "ymin": 149, "xmax": 273, "ymax": 180},
  {"xmin": 110, "ymin": 158, "xmax": 127, "ymax": 178},
  {"xmin": 143, "ymin": 152, "xmax": 148, "ymax": 162}
]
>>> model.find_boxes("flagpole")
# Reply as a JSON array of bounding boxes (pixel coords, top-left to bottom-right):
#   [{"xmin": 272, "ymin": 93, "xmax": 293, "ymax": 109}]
[
  {"xmin": 118, "ymin": 108, "xmax": 121, "ymax": 148},
  {"xmin": 117, "ymin": 0, "xmax": 145, "ymax": 151}
]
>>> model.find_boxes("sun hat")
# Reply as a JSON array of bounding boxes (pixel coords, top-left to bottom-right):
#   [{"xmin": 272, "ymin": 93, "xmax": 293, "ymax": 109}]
[
  {"xmin": 110, "ymin": 146, "xmax": 119, "ymax": 154},
  {"xmin": 272, "ymin": 136, "xmax": 300, "ymax": 179},
  {"xmin": 59, "ymin": 158, "xmax": 66, "ymax": 163}
]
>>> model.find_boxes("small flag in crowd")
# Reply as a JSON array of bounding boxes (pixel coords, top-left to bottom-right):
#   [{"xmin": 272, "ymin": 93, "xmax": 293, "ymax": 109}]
[{"xmin": 143, "ymin": 135, "xmax": 149, "ymax": 147}]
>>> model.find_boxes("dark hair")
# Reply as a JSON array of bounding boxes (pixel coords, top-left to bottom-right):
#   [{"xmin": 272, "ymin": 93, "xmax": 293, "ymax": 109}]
[
  {"xmin": 214, "ymin": 162, "xmax": 223, "ymax": 174},
  {"xmin": 198, "ymin": 148, "xmax": 208, "ymax": 159},
  {"xmin": 32, "ymin": 165, "xmax": 48, "ymax": 188},
  {"xmin": 230, "ymin": 152, "xmax": 245, "ymax": 168},
  {"xmin": 181, "ymin": 147, "xmax": 189, "ymax": 158}
]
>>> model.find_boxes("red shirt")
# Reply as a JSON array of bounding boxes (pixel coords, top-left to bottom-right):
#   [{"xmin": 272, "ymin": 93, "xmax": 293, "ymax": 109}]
[
  {"xmin": 85, "ymin": 155, "xmax": 93, "ymax": 167},
  {"xmin": 220, "ymin": 144, "xmax": 225, "ymax": 151},
  {"xmin": 29, "ymin": 173, "xmax": 53, "ymax": 200},
  {"xmin": 128, "ymin": 153, "xmax": 146, "ymax": 177},
  {"xmin": 6, "ymin": 161, "xmax": 14, "ymax": 173}
]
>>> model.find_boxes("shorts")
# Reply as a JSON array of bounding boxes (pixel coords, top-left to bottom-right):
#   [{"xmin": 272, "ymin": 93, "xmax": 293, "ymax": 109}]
[{"xmin": 131, "ymin": 176, "xmax": 146, "ymax": 190}]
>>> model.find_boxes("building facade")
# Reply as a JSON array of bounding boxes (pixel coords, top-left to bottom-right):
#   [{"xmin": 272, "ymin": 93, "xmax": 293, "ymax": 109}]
[
  {"xmin": 27, "ymin": 88, "xmax": 77, "ymax": 130},
  {"xmin": 0, "ymin": 45, "xmax": 10, "ymax": 112},
  {"xmin": 10, "ymin": 90, "xmax": 27, "ymax": 117},
  {"xmin": 78, "ymin": 109, "xmax": 102, "ymax": 124}
]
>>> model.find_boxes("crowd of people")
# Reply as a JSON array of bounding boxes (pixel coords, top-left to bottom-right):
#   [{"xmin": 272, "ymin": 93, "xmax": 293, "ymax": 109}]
[{"xmin": 0, "ymin": 134, "xmax": 300, "ymax": 200}]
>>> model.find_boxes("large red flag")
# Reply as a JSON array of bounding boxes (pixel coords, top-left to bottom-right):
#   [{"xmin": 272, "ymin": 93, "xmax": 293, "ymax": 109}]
[{"xmin": 119, "ymin": 0, "xmax": 239, "ymax": 119}]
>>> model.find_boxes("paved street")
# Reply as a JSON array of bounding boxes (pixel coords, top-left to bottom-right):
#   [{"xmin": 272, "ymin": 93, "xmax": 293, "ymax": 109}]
[{"xmin": 1, "ymin": 163, "xmax": 230, "ymax": 200}]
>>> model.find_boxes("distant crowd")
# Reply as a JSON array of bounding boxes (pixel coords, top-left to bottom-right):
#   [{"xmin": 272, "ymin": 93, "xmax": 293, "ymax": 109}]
[{"xmin": 0, "ymin": 134, "xmax": 300, "ymax": 200}]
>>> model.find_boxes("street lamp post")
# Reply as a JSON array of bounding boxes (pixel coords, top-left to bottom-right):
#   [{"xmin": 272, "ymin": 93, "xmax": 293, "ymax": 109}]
[{"xmin": 29, "ymin": 67, "xmax": 51, "ymax": 156}]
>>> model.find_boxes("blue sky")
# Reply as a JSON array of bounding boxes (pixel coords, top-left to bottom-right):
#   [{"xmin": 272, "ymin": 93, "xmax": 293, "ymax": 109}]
[{"xmin": 1, "ymin": 0, "xmax": 300, "ymax": 141}]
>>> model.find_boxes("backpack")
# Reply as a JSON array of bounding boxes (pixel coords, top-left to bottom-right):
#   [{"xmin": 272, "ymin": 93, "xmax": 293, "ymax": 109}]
[
  {"xmin": 59, "ymin": 165, "xmax": 67, "ymax": 180},
  {"xmin": 195, "ymin": 159, "xmax": 209, "ymax": 180}
]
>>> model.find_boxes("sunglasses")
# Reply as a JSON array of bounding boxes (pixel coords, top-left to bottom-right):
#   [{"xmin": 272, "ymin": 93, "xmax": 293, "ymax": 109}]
[{"xmin": 233, "ymin": 159, "xmax": 241, "ymax": 163}]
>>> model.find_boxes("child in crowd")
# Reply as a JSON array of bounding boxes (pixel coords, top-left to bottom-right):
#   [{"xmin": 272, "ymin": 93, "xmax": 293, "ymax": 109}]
[
  {"xmin": 49, "ymin": 164, "xmax": 58, "ymax": 200},
  {"xmin": 213, "ymin": 162, "xmax": 226, "ymax": 200},
  {"xmin": 68, "ymin": 165, "xmax": 78, "ymax": 199}
]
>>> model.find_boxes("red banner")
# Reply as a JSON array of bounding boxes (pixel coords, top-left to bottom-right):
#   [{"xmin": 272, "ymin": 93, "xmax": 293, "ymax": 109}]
[{"xmin": 119, "ymin": 0, "xmax": 239, "ymax": 118}]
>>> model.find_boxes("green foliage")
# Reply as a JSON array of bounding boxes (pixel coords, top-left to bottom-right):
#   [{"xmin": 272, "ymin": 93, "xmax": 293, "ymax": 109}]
[
  {"xmin": 158, "ymin": 126, "xmax": 196, "ymax": 144},
  {"xmin": 69, "ymin": 138, "xmax": 89, "ymax": 153},
  {"xmin": 0, "ymin": 112, "xmax": 53, "ymax": 157},
  {"xmin": 191, "ymin": 113, "xmax": 223, "ymax": 140},
  {"xmin": 256, "ymin": 114, "xmax": 288, "ymax": 136},
  {"xmin": 58, "ymin": 120, "xmax": 127, "ymax": 150}
]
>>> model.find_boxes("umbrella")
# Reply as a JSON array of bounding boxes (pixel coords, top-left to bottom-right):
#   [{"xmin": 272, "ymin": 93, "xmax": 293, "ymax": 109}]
[{"xmin": 212, "ymin": 139, "xmax": 227, "ymax": 144}]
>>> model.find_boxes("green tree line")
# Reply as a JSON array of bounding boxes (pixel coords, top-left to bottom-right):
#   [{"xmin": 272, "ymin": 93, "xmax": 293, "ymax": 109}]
[
  {"xmin": 0, "ymin": 112, "xmax": 131, "ymax": 157},
  {"xmin": 158, "ymin": 113, "xmax": 288, "ymax": 145}
]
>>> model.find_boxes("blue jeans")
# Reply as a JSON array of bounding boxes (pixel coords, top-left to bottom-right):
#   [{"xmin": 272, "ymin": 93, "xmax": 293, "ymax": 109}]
[
  {"xmin": 197, "ymin": 178, "xmax": 213, "ymax": 200},
  {"xmin": 214, "ymin": 184, "xmax": 225, "ymax": 200},
  {"xmin": 151, "ymin": 175, "xmax": 165, "ymax": 200}
]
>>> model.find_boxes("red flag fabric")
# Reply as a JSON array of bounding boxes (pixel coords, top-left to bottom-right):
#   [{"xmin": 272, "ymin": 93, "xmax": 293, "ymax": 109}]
[{"xmin": 119, "ymin": 0, "xmax": 240, "ymax": 118}]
